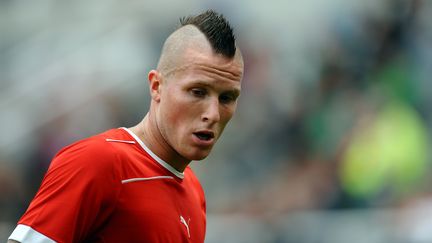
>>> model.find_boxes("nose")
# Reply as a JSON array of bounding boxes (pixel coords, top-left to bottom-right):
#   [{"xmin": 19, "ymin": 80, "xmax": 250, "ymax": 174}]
[{"xmin": 202, "ymin": 97, "xmax": 220, "ymax": 123}]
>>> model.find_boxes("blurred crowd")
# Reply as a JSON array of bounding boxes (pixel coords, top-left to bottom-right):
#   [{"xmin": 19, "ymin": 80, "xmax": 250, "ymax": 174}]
[{"xmin": 1, "ymin": 0, "xmax": 432, "ymax": 242}]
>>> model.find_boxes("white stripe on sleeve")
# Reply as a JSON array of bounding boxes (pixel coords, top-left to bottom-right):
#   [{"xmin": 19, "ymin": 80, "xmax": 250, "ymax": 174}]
[{"xmin": 9, "ymin": 224, "xmax": 56, "ymax": 243}]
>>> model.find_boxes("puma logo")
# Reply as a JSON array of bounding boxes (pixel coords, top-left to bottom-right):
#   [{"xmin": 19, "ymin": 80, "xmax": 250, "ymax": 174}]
[{"xmin": 180, "ymin": 215, "xmax": 191, "ymax": 238}]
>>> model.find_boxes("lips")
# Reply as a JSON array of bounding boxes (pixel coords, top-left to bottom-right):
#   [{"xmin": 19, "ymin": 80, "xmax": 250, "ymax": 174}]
[
  {"xmin": 192, "ymin": 130, "xmax": 216, "ymax": 147},
  {"xmin": 193, "ymin": 130, "xmax": 215, "ymax": 141}
]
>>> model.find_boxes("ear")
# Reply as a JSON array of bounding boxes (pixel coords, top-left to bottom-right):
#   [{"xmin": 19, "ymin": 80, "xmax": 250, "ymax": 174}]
[{"xmin": 148, "ymin": 70, "xmax": 162, "ymax": 102}]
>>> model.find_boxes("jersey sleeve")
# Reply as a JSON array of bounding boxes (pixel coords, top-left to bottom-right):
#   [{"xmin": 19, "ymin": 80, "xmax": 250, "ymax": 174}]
[{"xmin": 10, "ymin": 138, "xmax": 122, "ymax": 243}]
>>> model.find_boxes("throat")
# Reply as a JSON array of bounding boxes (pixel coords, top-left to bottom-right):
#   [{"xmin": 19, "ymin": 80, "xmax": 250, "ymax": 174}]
[{"xmin": 130, "ymin": 116, "xmax": 190, "ymax": 173}]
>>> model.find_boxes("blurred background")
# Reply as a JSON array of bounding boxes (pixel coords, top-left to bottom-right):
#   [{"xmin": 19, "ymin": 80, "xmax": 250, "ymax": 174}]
[{"xmin": 1, "ymin": 0, "xmax": 432, "ymax": 242}]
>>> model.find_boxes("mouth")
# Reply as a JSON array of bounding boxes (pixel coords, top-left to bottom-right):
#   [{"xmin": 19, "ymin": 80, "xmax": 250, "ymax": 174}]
[{"xmin": 193, "ymin": 131, "xmax": 215, "ymax": 142}]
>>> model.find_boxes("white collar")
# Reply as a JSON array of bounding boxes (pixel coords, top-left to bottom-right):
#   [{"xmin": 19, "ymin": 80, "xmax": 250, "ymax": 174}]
[{"xmin": 121, "ymin": 127, "xmax": 185, "ymax": 179}]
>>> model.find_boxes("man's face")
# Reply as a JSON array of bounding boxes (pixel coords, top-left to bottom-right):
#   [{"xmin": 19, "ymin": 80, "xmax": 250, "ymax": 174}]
[{"xmin": 156, "ymin": 48, "xmax": 243, "ymax": 161}]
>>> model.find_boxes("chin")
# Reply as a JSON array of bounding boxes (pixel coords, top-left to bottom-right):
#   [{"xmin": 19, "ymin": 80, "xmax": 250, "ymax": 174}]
[
  {"xmin": 189, "ymin": 155, "xmax": 209, "ymax": 161},
  {"xmin": 187, "ymin": 151, "xmax": 211, "ymax": 161}
]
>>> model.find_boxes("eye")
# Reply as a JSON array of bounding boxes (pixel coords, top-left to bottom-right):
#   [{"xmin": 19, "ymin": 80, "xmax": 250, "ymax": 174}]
[
  {"xmin": 190, "ymin": 88, "xmax": 207, "ymax": 97},
  {"xmin": 219, "ymin": 93, "xmax": 236, "ymax": 104}
]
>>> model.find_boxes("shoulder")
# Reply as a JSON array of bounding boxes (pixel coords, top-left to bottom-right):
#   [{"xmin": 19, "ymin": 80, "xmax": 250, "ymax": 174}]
[
  {"xmin": 49, "ymin": 128, "xmax": 130, "ymax": 175},
  {"xmin": 184, "ymin": 167, "xmax": 200, "ymax": 183},
  {"xmin": 56, "ymin": 128, "xmax": 127, "ymax": 155},
  {"xmin": 185, "ymin": 167, "xmax": 205, "ymax": 196}
]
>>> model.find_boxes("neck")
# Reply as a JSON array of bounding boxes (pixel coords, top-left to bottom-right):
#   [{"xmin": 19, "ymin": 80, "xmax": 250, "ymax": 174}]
[{"xmin": 129, "ymin": 113, "xmax": 190, "ymax": 172}]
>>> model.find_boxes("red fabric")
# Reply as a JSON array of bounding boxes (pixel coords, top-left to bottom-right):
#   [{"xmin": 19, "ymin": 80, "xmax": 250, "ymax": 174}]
[{"xmin": 19, "ymin": 128, "xmax": 206, "ymax": 243}]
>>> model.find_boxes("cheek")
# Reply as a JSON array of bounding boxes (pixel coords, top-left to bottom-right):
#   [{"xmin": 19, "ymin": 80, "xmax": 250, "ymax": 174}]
[
  {"xmin": 160, "ymin": 92, "xmax": 194, "ymax": 130},
  {"xmin": 218, "ymin": 108, "xmax": 235, "ymax": 130},
  {"xmin": 161, "ymin": 98, "xmax": 182, "ymax": 126},
  {"xmin": 223, "ymin": 103, "xmax": 237, "ymax": 121}
]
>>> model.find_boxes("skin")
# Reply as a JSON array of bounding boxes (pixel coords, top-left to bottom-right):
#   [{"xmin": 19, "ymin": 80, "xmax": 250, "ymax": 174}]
[{"xmin": 130, "ymin": 25, "xmax": 244, "ymax": 172}]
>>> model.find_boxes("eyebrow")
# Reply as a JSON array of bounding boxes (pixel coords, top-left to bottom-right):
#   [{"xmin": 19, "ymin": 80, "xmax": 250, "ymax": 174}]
[
  {"xmin": 226, "ymin": 89, "xmax": 241, "ymax": 98},
  {"xmin": 191, "ymin": 81, "xmax": 241, "ymax": 96}
]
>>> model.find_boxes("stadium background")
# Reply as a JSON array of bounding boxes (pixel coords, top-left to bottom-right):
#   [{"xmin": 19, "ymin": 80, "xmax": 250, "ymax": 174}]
[{"xmin": 1, "ymin": 0, "xmax": 432, "ymax": 242}]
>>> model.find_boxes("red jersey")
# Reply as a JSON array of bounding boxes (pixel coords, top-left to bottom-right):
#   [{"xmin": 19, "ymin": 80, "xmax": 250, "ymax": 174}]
[{"xmin": 9, "ymin": 128, "xmax": 206, "ymax": 243}]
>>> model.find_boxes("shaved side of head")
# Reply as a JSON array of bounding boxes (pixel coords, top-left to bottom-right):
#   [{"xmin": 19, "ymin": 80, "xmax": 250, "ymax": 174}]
[
  {"xmin": 156, "ymin": 25, "xmax": 210, "ymax": 77},
  {"xmin": 156, "ymin": 10, "xmax": 241, "ymax": 78}
]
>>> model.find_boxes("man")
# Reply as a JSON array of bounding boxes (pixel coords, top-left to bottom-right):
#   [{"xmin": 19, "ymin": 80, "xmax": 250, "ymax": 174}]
[{"xmin": 8, "ymin": 9, "xmax": 244, "ymax": 243}]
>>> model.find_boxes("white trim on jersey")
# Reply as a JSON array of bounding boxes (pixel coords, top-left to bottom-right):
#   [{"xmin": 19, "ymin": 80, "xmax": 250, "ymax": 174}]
[
  {"xmin": 121, "ymin": 127, "xmax": 185, "ymax": 179},
  {"xmin": 105, "ymin": 138, "xmax": 136, "ymax": 144},
  {"xmin": 121, "ymin": 176, "xmax": 175, "ymax": 184},
  {"xmin": 9, "ymin": 224, "xmax": 56, "ymax": 243}
]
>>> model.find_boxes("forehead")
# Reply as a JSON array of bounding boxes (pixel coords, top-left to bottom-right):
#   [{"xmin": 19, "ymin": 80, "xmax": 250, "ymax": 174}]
[{"xmin": 174, "ymin": 47, "xmax": 244, "ymax": 84}]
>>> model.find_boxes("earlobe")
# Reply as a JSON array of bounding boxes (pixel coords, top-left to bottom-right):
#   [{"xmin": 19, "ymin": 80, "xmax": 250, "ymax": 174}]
[{"xmin": 148, "ymin": 70, "xmax": 162, "ymax": 102}]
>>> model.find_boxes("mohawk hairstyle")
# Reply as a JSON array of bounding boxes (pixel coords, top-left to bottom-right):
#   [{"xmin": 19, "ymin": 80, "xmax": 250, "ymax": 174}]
[{"xmin": 179, "ymin": 10, "xmax": 236, "ymax": 58}]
